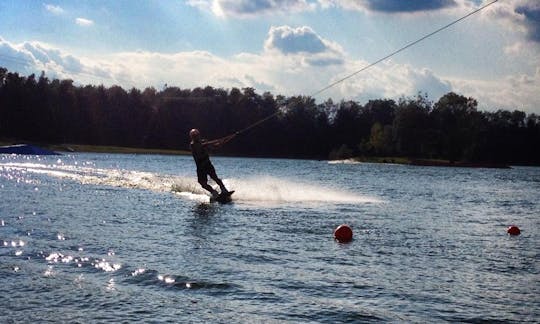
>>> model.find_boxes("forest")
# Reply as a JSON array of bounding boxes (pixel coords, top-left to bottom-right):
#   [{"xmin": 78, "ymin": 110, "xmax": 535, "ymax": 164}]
[{"xmin": 0, "ymin": 67, "xmax": 539, "ymax": 164}]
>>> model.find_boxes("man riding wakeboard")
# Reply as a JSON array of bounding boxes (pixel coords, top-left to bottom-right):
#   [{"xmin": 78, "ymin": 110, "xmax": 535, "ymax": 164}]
[{"xmin": 189, "ymin": 128, "xmax": 234, "ymax": 199}]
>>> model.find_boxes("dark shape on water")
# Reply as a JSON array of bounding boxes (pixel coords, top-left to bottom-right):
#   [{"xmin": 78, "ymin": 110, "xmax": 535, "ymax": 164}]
[
  {"xmin": 334, "ymin": 224, "xmax": 353, "ymax": 243},
  {"xmin": 0, "ymin": 144, "xmax": 60, "ymax": 155},
  {"xmin": 210, "ymin": 191, "xmax": 235, "ymax": 204},
  {"xmin": 507, "ymin": 225, "xmax": 521, "ymax": 236}
]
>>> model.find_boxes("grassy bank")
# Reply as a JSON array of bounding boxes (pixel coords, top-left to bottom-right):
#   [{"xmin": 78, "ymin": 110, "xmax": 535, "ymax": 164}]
[
  {"xmin": 0, "ymin": 140, "xmax": 514, "ymax": 168},
  {"xmin": 50, "ymin": 144, "xmax": 190, "ymax": 155},
  {"xmin": 334, "ymin": 156, "xmax": 511, "ymax": 168},
  {"xmin": 1, "ymin": 140, "xmax": 189, "ymax": 155}
]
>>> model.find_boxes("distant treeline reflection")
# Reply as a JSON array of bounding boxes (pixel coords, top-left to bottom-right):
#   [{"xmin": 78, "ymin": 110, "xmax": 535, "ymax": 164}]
[{"xmin": 1, "ymin": 67, "xmax": 538, "ymax": 164}]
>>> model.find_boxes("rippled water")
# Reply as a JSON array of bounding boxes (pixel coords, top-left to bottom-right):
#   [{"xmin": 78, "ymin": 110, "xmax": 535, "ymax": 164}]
[{"xmin": 1, "ymin": 153, "xmax": 538, "ymax": 323}]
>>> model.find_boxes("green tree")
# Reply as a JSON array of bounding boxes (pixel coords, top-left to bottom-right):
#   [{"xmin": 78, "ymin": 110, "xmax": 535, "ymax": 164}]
[
  {"xmin": 369, "ymin": 122, "xmax": 394, "ymax": 155},
  {"xmin": 432, "ymin": 92, "xmax": 480, "ymax": 161},
  {"xmin": 392, "ymin": 94, "xmax": 432, "ymax": 157}
]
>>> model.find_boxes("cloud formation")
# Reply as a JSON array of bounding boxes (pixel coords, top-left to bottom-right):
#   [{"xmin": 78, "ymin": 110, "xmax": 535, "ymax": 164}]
[
  {"xmin": 265, "ymin": 26, "xmax": 329, "ymax": 54},
  {"xmin": 451, "ymin": 67, "xmax": 540, "ymax": 114},
  {"xmin": 3, "ymin": 32, "xmax": 449, "ymax": 106},
  {"xmin": 263, "ymin": 26, "xmax": 344, "ymax": 67},
  {"xmin": 75, "ymin": 17, "xmax": 94, "ymax": 26},
  {"xmin": 44, "ymin": 4, "xmax": 65, "ymax": 15},
  {"xmin": 328, "ymin": 0, "xmax": 458, "ymax": 13},
  {"xmin": 0, "ymin": 38, "xmax": 36, "ymax": 74},
  {"xmin": 187, "ymin": 0, "xmax": 315, "ymax": 17},
  {"xmin": 334, "ymin": 60, "xmax": 453, "ymax": 103},
  {"xmin": 483, "ymin": 0, "xmax": 540, "ymax": 43},
  {"xmin": 0, "ymin": 38, "xmax": 108, "ymax": 82},
  {"xmin": 369, "ymin": 0, "xmax": 457, "ymax": 13},
  {"xmin": 515, "ymin": 3, "xmax": 540, "ymax": 42},
  {"xmin": 22, "ymin": 42, "xmax": 84, "ymax": 73},
  {"xmin": 1, "ymin": 27, "xmax": 538, "ymax": 113},
  {"xmin": 189, "ymin": 0, "xmax": 466, "ymax": 16}
]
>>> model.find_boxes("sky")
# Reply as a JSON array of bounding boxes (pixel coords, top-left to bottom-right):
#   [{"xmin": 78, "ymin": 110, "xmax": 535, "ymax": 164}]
[{"xmin": 0, "ymin": 0, "xmax": 539, "ymax": 113}]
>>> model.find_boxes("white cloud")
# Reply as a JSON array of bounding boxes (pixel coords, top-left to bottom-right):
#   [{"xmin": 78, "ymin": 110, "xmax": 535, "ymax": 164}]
[
  {"xmin": 105, "ymin": 48, "xmax": 450, "ymax": 104},
  {"xmin": 263, "ymin": 25, "xmax": 344, "ymax": 67},
  {"xmin": 450, "ymin": 67, "xmax": 540, "ymax": 114},
  {"xmin": 482, "ymin": 0, "xmax": 540, "ymax": 43},
  {"xmin": 1, "ymin": 33, "xmax": 538, "ymax": 113},
  {"xmin": 0, "ymin": 38, "xmax": 110, "ymax": 82},
  {"xmin": 480, "ymin": 0, "xmax": 540, "ymax": 78},
  {"xmin": 265, "ymin": 26, "xmax": 335, "ymax": 54},
  {"xmin": 21, "ymin": 42, "xmax": 83, "ymax": 73},
  {"xmin": 503, "ymin": 40, "xmax": 540, "ymax": 64},
  {"xmin": 187, "ymin": 0, "xmax": 316, "ymax": 18},
  {"xmin": 189, "ymin": 0, "xmax": 475, "ymax": 16},
  {"xmin": 328, "ymin": 60, "xmax": 453, "ymax": 104},
  {"xmin": 0, "ymin": 38, "xmax": 37, "ymax": 74},
  {"xmin": 320, "ymin": 0, "xmax": 477, "ymax": 16},
  {"xmin": 75, "ymin": 17, "xmax": 94, "ymax": 26},
  {"xmin": 44, "ymin": 4, "xmax": 64, "ymax": 15},
  {"xmin": 321, "ymin": 0, "xmax": 459, "ymax": 13}
]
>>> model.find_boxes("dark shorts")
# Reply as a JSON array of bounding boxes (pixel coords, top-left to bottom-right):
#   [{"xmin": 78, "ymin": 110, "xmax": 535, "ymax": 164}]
[{"xmin": 196, "ymin": 159, "xmax": 217, "ymax": 184}]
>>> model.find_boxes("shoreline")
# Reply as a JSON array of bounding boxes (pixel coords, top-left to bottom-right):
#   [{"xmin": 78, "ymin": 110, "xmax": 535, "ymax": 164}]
[
  {"xmin": 51, "ymin": 144, "xmax": 191, "ymax": 156},
  {"xmin": 0, "ymin": 141, "xmax": 530, "ymax": 168},
  {"xmin": 0, "ymin": 141, "xmax": 190, "ymax": 156},
  {"xmin": 346, "ymin": 157, "xmax": 512, "ymax": 169}
]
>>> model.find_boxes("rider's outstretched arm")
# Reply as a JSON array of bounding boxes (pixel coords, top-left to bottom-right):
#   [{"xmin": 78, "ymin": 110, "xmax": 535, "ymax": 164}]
[{"xmin": 202, "ymin": 133, "xmax": 237, "ymax": 148}]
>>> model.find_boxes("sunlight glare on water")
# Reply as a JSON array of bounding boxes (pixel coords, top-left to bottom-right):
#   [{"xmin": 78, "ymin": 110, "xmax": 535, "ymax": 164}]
[{"xmin": 2, "ymin": 157, "xmax": 377, "ymax": 206}]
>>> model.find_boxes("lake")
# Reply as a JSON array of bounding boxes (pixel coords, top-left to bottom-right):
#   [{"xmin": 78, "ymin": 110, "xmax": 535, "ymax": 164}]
[{"xmin": 1, "ymin": 153, "xmax": 538, "ymax": 322}]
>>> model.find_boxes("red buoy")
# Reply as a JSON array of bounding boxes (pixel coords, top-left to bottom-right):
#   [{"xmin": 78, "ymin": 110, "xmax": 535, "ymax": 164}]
[
  {"xmin": 334, "ymin": 224, "xmax": 353, "ymax": 243},
  {"xmin": 507, "ymin": 225, "xmax": 521, "ymax": 236}
]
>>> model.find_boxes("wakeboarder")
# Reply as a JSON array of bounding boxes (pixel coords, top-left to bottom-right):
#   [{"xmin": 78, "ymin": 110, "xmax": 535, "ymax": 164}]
[{"xmin": 189, "ymin": 129, "xmax": 234, "ymax": 201}]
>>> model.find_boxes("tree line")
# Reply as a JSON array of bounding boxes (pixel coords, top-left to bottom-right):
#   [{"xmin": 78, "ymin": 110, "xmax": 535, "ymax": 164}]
[{"xmin": 0, "ymin": 67, "xmax": 538, "ymax": 164}]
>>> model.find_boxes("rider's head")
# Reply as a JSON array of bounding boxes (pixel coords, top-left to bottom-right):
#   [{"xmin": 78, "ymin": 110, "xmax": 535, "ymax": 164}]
[{"xmin": 189, "ymin": 128, "xmax": 200, "ymax": 140}]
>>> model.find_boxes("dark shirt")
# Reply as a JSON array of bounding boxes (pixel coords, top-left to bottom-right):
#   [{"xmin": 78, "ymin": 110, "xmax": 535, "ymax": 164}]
[{"xmin": 190, "ymin": 140, "xmax": 210, "ymax": 166}]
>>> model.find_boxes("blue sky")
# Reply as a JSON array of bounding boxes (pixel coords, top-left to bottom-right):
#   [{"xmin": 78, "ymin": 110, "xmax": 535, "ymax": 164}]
[{"xmin": 1, "ymin": 0, "xmax": 539, "ymax": 113}]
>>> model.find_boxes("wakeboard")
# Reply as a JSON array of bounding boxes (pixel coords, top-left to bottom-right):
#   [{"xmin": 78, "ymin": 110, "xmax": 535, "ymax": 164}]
[{"xmin": 210, "ymin": 190, "xmax": 235, "ymax": 204}]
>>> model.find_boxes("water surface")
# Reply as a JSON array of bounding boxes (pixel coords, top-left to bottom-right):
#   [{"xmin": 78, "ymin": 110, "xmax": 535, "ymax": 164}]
[{"xmin": 1, "ymin": 153, "xmax": 538, "ymax": 322}]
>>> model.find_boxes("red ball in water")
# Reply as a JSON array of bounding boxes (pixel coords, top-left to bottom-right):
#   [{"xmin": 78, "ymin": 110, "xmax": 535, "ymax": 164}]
[
  {"xmin": 334, "ymin": 224, "xmax": 353, "ymax": 243},
  {"xmin": 507, "ymin": 225, "xmax": 521, "ymax": 236}
]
